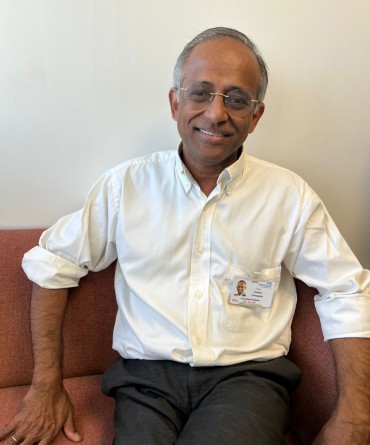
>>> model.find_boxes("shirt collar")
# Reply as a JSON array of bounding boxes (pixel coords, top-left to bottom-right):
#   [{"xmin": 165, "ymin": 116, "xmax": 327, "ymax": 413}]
[
  {"xmin": 175, "ymin": 143, "xmax": 246, "ymax": 194},
  {"xmin": 175, "ymin": 144, "xmax": 193, "ymax": 193},
  {"xmin": 217, "ymin": 148, "xmax": 245, "ymax": 192}
]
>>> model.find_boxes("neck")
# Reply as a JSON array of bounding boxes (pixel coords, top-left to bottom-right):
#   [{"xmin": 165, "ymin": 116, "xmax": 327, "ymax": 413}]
[
  {"xmin": 184, "ymin": 161, "xmax": 225, "ymax": 196},
  {"xmin": 180, "ymin": 146, "xmax": 242, "ymax": 196},
  {"xmin": 194, "ymin": 175, "xmax": 219, "ymax": 196}
]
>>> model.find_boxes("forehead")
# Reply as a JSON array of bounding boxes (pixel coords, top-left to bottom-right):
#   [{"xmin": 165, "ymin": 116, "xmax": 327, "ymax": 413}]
[{"xmin": 182, "ymin": 38, "xmax": 261, "ymax": 93}]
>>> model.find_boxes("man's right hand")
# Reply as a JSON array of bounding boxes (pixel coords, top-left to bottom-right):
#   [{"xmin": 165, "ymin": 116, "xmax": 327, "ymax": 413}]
[{"xmin": 0, "ymin": 383, "xmax": 82, "ymax": 445}]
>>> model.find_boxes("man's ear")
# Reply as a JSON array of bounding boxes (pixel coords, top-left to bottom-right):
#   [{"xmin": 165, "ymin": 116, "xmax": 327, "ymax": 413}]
[
  {"xmin": 169, "ymin": 88, "xmax": 179, "ymax": 121},
  {"xmin": 248, "ymin": 102, "xmax": 265, "ymax": 134}
]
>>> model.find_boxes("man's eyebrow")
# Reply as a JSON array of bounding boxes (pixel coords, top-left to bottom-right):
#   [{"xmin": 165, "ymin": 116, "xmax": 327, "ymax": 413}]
[
  {"xmin": 227, "ymin": 86, "xmax": 252, "ymax": 96},
  {"xmin": 187, "ymin": 81, "xmax": 252, "ymax": 96},
  {"xmin": 187, "ymin": 81, "xmax": 213, "ymax": 88}
]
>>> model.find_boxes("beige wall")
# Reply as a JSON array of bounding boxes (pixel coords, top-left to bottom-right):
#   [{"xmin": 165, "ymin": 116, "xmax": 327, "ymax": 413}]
[{"xmin": 1, "ymin": 0, "xmax": 369, "ymax": 267}]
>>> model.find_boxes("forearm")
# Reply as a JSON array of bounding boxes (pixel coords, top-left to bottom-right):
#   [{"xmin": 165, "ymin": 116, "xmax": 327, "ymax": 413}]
[
  {"xmin": 0, "ymin": 284, "xmax": 81, "ymax": 445},
  {"xmin": 30, "ymin": 283, "xmax": 69, "ymax": 388},
  {"xmin": 330, "ymin": 337, "xmax": 370, "ymax": 420},
  {"xmin": 312, "ymin": 338, "xmax": 370, "ymax": 444}
]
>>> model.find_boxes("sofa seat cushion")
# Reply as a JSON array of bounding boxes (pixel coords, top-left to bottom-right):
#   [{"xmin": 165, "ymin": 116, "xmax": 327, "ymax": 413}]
[
  {"xmin": 0, "ymin": 374, "xmax": 114, "ymax": 445},
  {"xmin": 1, "ymin": 375, "xmax": 304, "ymax": 444}
]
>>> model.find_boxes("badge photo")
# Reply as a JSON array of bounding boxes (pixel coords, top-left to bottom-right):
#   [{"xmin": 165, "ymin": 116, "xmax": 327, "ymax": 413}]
[{"xmin": 229, "ymin": 275, "xmax": 276, "ymax": 308}]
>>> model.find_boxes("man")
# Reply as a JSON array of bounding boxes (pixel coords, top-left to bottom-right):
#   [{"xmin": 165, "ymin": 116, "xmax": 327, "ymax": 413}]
[
  {"xmin": 1, "ymin": 27, "xmax": 369, "ymax": 445},
  {"xmin": 235, "ymin": 280, "xmax": 247, "ymax": 296}
]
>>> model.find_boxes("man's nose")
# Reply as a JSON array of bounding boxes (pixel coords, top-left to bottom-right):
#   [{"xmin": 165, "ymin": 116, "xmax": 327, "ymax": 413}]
[{"xmin": 204, "ymin": 94, "xmax": 229, "ymax": 122}]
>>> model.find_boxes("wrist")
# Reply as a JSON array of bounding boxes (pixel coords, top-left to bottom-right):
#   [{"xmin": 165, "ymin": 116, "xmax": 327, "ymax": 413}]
[{"xmin": 32, "ymin": 373, "xmax": 63, "ymax": 392}]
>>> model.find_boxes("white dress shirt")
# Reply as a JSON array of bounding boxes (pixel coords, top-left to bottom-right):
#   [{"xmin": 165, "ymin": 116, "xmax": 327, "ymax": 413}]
[{"xmin": 22, "ymin": 149, "xmax": 370, "ymax": 366}]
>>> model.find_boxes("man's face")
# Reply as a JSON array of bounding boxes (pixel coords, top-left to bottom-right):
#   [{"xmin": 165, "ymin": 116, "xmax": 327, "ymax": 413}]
[
  {"xmin": 169, "ymin": 38, "xmax": 265, "ymax": 173},
  {"xmin": 237, "ymin": 281, "xmax": 246, "ymax": 295}
]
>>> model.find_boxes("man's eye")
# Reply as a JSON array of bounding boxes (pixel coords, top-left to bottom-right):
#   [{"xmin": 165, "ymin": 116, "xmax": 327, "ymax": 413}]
[
  {"xmin": 228, "ymin": 96, "xmax": 249, "ymax": 107},
  {"xmin": 188, "ymin": 90, "xmax": 210, "ymax": 101}
]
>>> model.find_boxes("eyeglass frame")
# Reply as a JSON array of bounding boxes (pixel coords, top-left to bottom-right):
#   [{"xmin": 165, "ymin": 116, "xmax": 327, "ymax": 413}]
[{"xmin": 174, "ymin": 84, "xmax": 261, "ymax": 117}]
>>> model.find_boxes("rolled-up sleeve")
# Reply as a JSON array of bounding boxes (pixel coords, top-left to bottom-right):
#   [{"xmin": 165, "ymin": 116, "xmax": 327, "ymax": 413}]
[
  {"xmin": 284, "ymin": 188, "xmax": 370, "ymax": 340},
  {"xmin": 22, "ymin": 169, "xmax": 119, "ymax": 289},
  {"xmin": 22, "ymin": 246, "xmax": 89, "ymax": 288}
]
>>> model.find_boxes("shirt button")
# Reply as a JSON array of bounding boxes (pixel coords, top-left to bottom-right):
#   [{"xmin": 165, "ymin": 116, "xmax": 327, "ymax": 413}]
[
  {"xmin": 198, "ymin": 247, "xmax": 205, "ymax": 254},
  {"xmin": 195, "ymin": 291, "xmax": 203, "ymax": 299}
]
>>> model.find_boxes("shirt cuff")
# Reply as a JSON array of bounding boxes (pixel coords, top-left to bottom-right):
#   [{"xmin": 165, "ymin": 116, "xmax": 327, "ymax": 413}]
[
  {"xmin": 22, "ymin": 246, "xmax": 89, "ymax": 289},
  {"xmin": 315, "ymin": 294, "xmax": 370, "ymax": 340}
]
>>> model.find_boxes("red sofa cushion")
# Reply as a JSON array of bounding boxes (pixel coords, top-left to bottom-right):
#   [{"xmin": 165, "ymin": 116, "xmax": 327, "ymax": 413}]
[{"xmin": 0, "ymin": 375, "xmax": 115, "ymax": 444}]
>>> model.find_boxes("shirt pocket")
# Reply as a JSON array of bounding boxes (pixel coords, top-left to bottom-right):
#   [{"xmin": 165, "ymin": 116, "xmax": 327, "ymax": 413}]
[{"xmin": 222, "ymin": 263, "xmax": 282, "ymax": 333}]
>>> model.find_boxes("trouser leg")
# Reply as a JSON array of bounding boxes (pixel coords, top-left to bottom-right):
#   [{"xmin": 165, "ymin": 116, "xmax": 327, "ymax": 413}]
[
  {"xmin": 177, "ymin": 358, "xmax": 300, "ymax": 445},
  {"xmin": 102, "ymin": 357, "xmax": 301, "ymax": 445},
  {"xmin": 111, "ymin": 387, "xmax": 181, "ymax": 445},
  {"xmin": 101, "ymin": 358, "xmax": 189, "ymax": 445}
]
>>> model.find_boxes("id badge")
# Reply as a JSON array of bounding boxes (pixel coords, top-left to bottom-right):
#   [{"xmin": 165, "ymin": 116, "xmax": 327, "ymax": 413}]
[{"xmin": 229, "ymin": 275, "xmax": 276, "ymax": 308}]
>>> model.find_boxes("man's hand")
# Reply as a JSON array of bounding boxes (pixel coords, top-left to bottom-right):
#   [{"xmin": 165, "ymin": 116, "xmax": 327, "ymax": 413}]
[{"xmin": 0, "ymin": 384, "xmax": 82, "ymax": 445}]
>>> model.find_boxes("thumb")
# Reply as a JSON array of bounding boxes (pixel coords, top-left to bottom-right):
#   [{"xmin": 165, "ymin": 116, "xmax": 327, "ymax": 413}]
[{"xmin": 63, "ymin": 408, "xmax": 82, "ymax": 442}]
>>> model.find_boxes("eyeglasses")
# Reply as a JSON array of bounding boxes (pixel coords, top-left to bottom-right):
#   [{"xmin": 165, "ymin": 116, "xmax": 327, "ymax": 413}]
[{"xmin": 175, "ymin": 84, "xmax": 260, "ymax": 117}]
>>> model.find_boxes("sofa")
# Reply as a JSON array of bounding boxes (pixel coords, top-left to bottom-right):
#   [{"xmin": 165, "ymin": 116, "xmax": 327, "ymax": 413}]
[{"xmin": 0, "ymin": 229, "xmax": 337, "ymax": 444}]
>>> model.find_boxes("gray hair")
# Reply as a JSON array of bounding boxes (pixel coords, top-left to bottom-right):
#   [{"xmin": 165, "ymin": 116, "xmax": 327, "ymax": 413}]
[{"xmin": 173, "ymin": 27, "xmax": 268, "ymax": 102}]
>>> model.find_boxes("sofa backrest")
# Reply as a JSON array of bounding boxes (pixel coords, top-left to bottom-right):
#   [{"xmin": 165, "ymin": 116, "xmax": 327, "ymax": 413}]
[{"xmin": 0, "ymin": 229, "xmax": 118, "ymax": 388}]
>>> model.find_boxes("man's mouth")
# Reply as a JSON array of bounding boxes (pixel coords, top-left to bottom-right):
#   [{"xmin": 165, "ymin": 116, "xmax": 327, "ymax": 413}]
[{"xmin": 198, "ymin": 128, "xmax": 229, "ymax": 137}]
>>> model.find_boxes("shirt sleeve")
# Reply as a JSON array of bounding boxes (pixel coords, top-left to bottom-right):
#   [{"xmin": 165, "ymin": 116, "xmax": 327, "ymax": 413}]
[
  {"xmin": 284, "ymin": 187, "xmax": 370, "ymax": 340},
  {"xmin": 22, "ymin": 169, "xmax": 119, "ymax": 289}
]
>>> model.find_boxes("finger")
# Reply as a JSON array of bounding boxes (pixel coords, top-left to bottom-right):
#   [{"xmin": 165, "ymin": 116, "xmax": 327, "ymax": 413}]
[
  {"xmin": 63, "ymin": 408, "xmax": 82, "ymax": 443},
  {"xmin": 7, "ymin": 423, "xmax": 52, "ymax": 445},
  {"xmin": 6, "ymin": 434, "xmax": 20, "ymax": 445},
  {"xmin": 20, "ymin": 430, "xmax": 62, "ymax": 445},
  {"xmin": 0, "ymin": 422, "xmax": 14, "ymax": 440},
  {"xmin": 0, "ymin": 425, "xmax": 8, "ymax": 440},
  {"xmin": 1, "ymin": 423, "xmax": 20, "ymax": 443},
  {"xmin": 0, "ymin": 411, "xmax": 28, "ymax": 440}
]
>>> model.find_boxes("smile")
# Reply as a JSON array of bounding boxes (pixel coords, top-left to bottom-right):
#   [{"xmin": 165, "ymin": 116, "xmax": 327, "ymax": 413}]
[{"xmin": 198, "ymin": 129, "xmax": 229, "ymax": 137}]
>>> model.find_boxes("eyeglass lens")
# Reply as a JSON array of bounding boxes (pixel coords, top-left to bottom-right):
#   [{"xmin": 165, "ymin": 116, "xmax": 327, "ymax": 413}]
[{"xmin": 180, "ymin": 85, "xmax": 256, "ymax": 116}]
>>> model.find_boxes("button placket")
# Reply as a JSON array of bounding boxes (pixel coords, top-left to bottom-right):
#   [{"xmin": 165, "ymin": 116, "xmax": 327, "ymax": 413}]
[{"xmin": 187, "ymin": 200, "xmax": 215, "ymax": 362}]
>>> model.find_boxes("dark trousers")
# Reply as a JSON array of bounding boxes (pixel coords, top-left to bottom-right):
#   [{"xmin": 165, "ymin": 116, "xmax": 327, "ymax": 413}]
[{"xmin": 101, "ymin": 356, "xmax": 301, "ymax": 445}]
